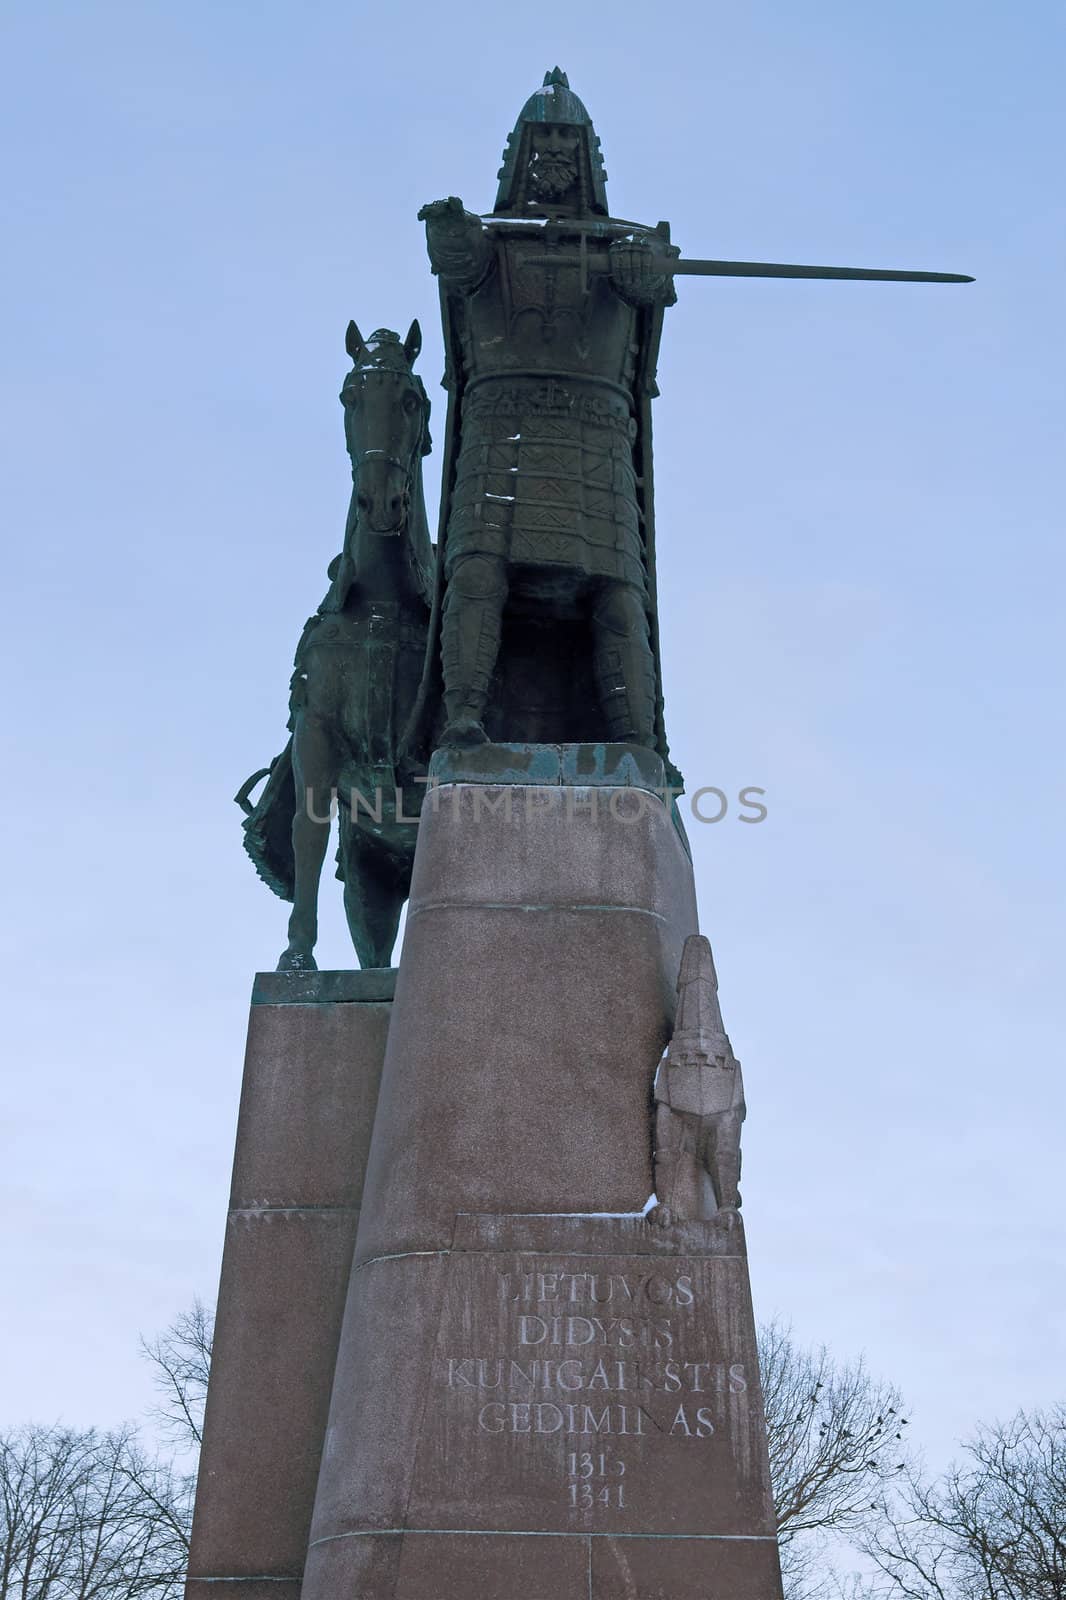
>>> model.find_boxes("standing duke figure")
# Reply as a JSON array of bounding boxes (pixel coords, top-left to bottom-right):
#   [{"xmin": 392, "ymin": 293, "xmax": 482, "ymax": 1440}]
[{"xmin": 411, "ymin": 68, "xmax": 679, "ymax": 775}]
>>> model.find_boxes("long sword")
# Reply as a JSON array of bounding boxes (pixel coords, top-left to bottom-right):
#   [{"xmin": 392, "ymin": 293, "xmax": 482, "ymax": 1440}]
[{"xmin": 520, "ymin": 252, "xmax": 973, "ymax": 284}]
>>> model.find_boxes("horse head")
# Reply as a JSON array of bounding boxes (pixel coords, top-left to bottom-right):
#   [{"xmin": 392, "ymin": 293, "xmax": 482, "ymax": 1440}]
[{"xmin": 341, "ymin": 320, "xmax": 430, "ymax": 535}]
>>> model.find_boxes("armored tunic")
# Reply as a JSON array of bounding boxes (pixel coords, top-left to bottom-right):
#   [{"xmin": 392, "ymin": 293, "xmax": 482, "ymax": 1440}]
[{"xmin": 434, "ymin": 225, "xmax": 651, "ymax": 591}]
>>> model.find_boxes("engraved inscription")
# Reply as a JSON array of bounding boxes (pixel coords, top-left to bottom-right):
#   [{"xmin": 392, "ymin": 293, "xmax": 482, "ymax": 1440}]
[{"xmin": 432, "ymin": 1253, "xmax": 749, "ymax": 1520}]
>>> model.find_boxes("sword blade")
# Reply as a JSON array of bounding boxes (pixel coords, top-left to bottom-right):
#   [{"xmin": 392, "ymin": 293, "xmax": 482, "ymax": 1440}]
[
  {"xmin": 673, "ymin": 258, "xmax": 974, "ymax": 283},
  {"xmin": 520, "ymin": 252, "xmax": 974, "ymax": 284}
]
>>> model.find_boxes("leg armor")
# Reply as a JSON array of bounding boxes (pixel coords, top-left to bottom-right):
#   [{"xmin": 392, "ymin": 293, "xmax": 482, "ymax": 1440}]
[
  {"xmin": 441, "ymin": 554, "xmax": 509, "ymax": 738},
  {"xmin": 591, "ymin": 581, "xmax": 656, "ymax": 746}
]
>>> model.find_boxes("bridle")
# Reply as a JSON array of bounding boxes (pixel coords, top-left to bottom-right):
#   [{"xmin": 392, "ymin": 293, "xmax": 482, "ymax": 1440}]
[{"xmin": 343, "ymin": 367, "xmax": 429, "ymax": 485}]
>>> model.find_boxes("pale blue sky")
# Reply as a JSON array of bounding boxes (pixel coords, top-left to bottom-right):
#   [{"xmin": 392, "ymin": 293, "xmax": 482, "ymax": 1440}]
[{"xmin": 1, "ymin": 0, "xmax": 1063, "ymax": 1470}]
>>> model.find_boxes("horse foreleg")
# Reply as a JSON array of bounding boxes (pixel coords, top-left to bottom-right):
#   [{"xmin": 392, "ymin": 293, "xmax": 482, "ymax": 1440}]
[
  {"xmin": 278, "ymin": 807, "xmax": 332, "ymax": 970},
  {"xmin": 278, "ymin": 720, "xmax": 336, "ymax": 971}
]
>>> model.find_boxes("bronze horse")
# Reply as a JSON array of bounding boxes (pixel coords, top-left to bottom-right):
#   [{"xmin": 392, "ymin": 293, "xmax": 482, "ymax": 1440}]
[{"xmin": 236, "ymin": 321, "xmax": 434, "ymax": 969}]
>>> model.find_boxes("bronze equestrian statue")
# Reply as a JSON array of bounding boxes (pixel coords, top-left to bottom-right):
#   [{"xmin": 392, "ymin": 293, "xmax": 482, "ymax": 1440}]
[
  {"xmin": 236, "ymin": 69, "xmax": 970, "ymax": 968},
  {"xmin": 236, "ymin": 322, "xmax": 434, "ymax": 971}
]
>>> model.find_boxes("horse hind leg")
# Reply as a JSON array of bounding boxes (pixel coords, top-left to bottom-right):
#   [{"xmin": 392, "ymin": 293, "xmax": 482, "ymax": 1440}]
[{"xmin": 340, "ymin": 828, "xmax": 410, "ymax": 969}]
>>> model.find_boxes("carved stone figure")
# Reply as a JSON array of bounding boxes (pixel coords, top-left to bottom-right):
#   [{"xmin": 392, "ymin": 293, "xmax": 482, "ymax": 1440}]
[
  {"xmin": 651, "ymin": 934, "xmax": 746, "ymax": 1223},
  {"xmin": 236, "ymin": 323, "xmax": 434, "ymax": 970}
]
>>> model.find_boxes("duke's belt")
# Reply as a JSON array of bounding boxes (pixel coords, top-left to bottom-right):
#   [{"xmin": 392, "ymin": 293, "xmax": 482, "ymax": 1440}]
[{"xmin": 461, "ymin": 374, "xmax": 637, "ymax": 435}]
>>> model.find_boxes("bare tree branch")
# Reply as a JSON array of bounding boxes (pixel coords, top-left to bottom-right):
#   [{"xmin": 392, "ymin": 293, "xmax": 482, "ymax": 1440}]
[
  {"xmin": 139, "ymin": 1302, "xmax": 213, "ymax": 1452},
  {"xmin": 756, "ymin": 1320, "xmax": 911, "ymax": 1599},
  {"xmin": 0, "ymin": 1424, "xmax": 191, "ymax": 1600},
  {"xmin": 854, "ymin": 1405, "xmax": 1066, "ymax": 1599},
  {"xmin": 760, "ymin": 1320, "xmax": 911, "ymax": 1535}
]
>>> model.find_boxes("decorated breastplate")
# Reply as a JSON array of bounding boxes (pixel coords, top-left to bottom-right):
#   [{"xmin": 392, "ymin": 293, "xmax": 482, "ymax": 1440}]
[{"xmin": 459, "ymin": 233, "xmax": 641, "ymax": 394}]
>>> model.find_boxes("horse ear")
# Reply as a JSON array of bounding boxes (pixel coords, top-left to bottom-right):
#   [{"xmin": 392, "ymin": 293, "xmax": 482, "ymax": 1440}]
[
  {"xmin": 403, "ymin": 318, "xmax": 422, "ymax": 365},
  {"xmin": 346, "ymin": 320, "xmax": 367, "ymax": 362}
]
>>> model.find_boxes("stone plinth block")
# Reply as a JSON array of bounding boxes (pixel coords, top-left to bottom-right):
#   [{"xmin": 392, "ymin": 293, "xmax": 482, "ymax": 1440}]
[
  {"xmin": 352, "ymin": 768, "xmax": 698, "ymax": 1268},
  {"xmin": 185, "ymin": 972, "xmax": 394, "ymax": 1600},
  {"xmin": 303, "ymin": 1214, "xmax": 782, "ymax": 1600}
]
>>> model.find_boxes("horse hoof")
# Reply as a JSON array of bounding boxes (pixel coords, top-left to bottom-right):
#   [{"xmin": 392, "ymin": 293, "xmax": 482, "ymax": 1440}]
[
  {"xmin": 277, "ymin": 949, "xmax": 318, "ymax": 973},
  {"xmin": 442, "ymin": 716, "xmax": 489, "ymax": 748},
  {"xmin": 648, "ymin": 1203, "xmax": 673, "ymax": 1229}
]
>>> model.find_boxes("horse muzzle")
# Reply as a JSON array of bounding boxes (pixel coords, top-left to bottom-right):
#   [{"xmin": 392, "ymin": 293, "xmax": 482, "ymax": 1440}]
[{"xmin": 357, "ymin": 463, "xmax": 410, "ymax": 534}]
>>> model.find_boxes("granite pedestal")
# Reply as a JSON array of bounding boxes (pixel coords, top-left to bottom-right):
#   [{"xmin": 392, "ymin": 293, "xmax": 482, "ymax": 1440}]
[
  {"xmin": 185, "ymin": 970, "xmax": 394, "ymax": 1600},
  {"xmin": 190, "ymin": 745, "xmax": 783, "ymax": 1599},
  {"xmin": 298, "ymin": 750, "xmax": 784, "ymax": 1598}
]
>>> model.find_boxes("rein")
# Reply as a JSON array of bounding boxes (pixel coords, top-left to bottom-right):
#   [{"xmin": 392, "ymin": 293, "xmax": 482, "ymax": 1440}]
[
  {"xmin": 353, "ymin": 446, "xmax": 417, "ymax": 476},
  {"xmin": 344, "ymin": 370, "xmax": 428, "ymax": 488}
]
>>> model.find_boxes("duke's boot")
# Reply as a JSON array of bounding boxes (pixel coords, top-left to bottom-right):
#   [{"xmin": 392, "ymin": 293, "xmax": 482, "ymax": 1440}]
[
  {"xmin": 440, "ymin": 554, "xmax": 508, "ymax": 744},
  {"xmin": 592, "ymin": 581, "xmax": 657, "ymax": 746}
]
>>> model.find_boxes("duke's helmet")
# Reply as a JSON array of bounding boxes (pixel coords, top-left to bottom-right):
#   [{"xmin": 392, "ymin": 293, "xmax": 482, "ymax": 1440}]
[{"xmin": 494, "ymin": 67, "xmax": 608, "ymax": 216}]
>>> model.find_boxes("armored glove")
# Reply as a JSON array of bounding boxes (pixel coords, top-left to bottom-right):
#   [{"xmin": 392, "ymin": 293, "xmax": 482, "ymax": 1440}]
[
  {"xmin": 609, "ymin": 234, "xmax": 678, "ymax": 307},
  {"xmin": 418, "ymin": 196, "xmax": 491, "ymax": 289}
]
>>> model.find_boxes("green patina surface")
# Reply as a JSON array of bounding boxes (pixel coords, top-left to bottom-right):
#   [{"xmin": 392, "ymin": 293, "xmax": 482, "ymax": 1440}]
[
  {"xmin": 427, "ymin": 741, "xmax": 669, "ymax": 792},
  {"xmin": 428, "ymin": 740, "xmax": 692, "ymax": 858},
  {"xmin": 251, "ymin": 969, "xmax": 397, "ymax": 1007}
]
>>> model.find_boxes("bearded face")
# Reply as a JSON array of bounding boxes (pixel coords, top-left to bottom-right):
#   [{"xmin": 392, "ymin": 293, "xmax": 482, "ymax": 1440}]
[{"xmin": 527, "ymin": 124, "xmax": 581, "ymax": 202}]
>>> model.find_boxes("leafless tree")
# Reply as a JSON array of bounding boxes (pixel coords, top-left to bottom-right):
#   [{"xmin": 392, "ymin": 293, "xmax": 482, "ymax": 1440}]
[
  {"xmin": 0, "ymin": 1424, "xmax": 191, "ymax": 1600},
  {"xmin": 757, "ymin": 1320, "xmax": 911, "ymax": 1599},
  {"xmin": 853, "ymin": 1404, "xmax": 1066, "ymax": 1599},
  {"xmin": 139, "ymin": 1301, "xmax": 213, "ymax": 1453}
]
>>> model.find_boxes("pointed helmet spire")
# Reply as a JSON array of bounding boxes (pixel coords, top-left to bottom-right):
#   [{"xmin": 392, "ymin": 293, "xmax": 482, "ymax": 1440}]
[
  {"xmin": 494, "ymin": 67, "xmax": 608, "ymax": 216},
  {"xmin": 665, "ymin": 935, "xmax": 732, "ymax": 1068}
]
